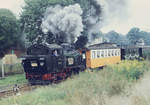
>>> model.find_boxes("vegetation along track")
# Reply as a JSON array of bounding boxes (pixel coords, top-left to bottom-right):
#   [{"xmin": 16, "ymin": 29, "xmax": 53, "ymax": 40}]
[
  {"xmin": 0, "ymin": 83, "xmax": 42, "ymax": 98},
  {"xmin": 0, "ymin": 76, "xmax": 69, "ymax": 98}
]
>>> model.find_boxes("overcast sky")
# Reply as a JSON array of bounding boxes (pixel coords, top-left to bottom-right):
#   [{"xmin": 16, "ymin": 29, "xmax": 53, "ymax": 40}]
[
  {"xmin": 0, "ymin": 0, "xmax": 24, "ymax": 16},
  {"xmin": 0, "ymin": 0, "xmax": 150, "ymax": 34},
  {"xmin": 101, "ymin": 0, "xmax": 150, "ymax": 34}
]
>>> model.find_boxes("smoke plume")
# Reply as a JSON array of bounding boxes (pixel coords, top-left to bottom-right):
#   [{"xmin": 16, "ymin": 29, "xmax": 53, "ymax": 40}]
[
  {"xmin": 83, "ymin": 0, "xmax": 102, "ymax": 42},
  {"xmin": 41, "ymin": 4, "xmax": 83, "ymax": 43},
  {"xmin": 99, "ymin": 0, "xmax": 129, "ymax": 29}
]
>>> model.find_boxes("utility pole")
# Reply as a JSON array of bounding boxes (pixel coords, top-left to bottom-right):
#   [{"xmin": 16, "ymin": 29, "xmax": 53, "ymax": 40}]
[{"xmin": 1, "ymin": 59, "xmax": 5, "ymax": 78}]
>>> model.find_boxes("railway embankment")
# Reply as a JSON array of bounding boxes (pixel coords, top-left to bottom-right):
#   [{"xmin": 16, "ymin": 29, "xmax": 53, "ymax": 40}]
[{"xmin": 0, "ymin": 60, "xmax": 150, "ymax": 105}]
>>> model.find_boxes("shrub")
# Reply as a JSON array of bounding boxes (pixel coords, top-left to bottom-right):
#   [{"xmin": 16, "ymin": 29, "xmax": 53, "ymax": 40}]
[{"xmin": 106, "ymin": 60, "xmax": 149, "ymax": 81}]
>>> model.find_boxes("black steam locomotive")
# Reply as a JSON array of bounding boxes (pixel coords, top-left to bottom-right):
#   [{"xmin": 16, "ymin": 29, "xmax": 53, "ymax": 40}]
[{"xmin": 22, "ymin": 43, "xmax": 85, "ymax": 84}]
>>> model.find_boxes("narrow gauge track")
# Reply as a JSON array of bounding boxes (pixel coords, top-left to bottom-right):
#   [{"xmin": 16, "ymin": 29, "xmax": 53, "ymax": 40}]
[
  {"xmin": 0, "ymin": 83, "xmax": 41, "ymax": 98},
  {"xmin": 0, "ymin": 77, "xmax": 68, "ymax": 99}
]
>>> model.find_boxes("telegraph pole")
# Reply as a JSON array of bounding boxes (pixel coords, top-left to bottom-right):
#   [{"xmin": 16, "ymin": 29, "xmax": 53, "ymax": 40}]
[{"xmin": 1, "ymin": 59, "xmax": 4, "ymax": 78}]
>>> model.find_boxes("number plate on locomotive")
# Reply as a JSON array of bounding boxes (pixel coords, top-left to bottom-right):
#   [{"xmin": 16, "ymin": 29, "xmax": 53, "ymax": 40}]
[{"xmin": 68, "ymin": 58, "xmax": 74, "ymax": 65}]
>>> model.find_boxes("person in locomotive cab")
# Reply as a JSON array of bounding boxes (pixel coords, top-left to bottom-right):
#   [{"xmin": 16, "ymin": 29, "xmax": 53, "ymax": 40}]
[{"xmin": 53, "ymin": 50, "xmax": 58, "ymax": 56}]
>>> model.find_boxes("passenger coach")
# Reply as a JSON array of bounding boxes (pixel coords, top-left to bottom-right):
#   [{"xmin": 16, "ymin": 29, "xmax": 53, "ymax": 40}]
[{"xmin": 83, "ymin": 42, "xmax": 121, "ymax": 69}]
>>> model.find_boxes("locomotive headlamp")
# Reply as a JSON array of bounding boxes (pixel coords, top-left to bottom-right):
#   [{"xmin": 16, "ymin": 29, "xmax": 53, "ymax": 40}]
[
  {"xmin": 39, "ymin": 58, "xmax": 45, "ymax": 60},
  {"xmin": 40, "ymin": 62, "xmax": 44, "ymax": 66}
]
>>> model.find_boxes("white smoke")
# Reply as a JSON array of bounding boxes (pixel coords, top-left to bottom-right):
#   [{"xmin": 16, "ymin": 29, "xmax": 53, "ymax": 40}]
[
  {"xmin": 41, "ymin": 4, "xmax": 83, "ymax": 43},
  {"xmin": 98, "ymin": 0, "xmax": 130, "ymax": 34}
]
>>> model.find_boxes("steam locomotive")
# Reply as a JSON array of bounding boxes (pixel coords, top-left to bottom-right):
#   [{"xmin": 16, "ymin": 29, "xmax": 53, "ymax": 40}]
[
  {"xmin": 21, "ymin": 42, "xmax": 143, "ymax": 84},
  {"xmin": 22, "ymin": 43, "xmax": 85, "ymax": 84}
]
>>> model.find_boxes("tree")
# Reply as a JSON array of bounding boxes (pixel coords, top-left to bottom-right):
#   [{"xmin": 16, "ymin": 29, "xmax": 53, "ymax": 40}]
[
  {"xmin": 20, "ymin": 0, "xmax": 74, "ymax": 44},
  {"xmin": 127, "ymin": 27, "xmax": 141, "ymax": 45},
  {"xmin": 0, "ymin": 9, "xmax": 20, "ymax": 56},
  {"xmin": 105, "ymin": 31, "xmax": 119, "ymax": 43},
  {"xmin": 20, "ymin": 0, "xmax": 102, "ymax": 44},
  {"xmin": 139, "ymin": 31, "xmax": 150, "ymax": 45}
]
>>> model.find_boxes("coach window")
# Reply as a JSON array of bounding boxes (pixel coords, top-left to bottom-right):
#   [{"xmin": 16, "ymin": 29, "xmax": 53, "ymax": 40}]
[
  {"xmin": 92, "ymin": 51, "xmax": 94, "ymax": 59},
  {"xmin": 110, "ymin": 50, "xmax": 112, "ymax": 56},
  {"xmin": 111, "ymin": 50, "xmax": 114, "ymax": 56},
  {"xmin": 104, "ymin": 49, "xmax": 107, "ymax": 57},
  {"xmin": 95, "ymin": 50, "xmax": 97, "ymax": 58},
  {"xmin": 117, "ymin": 50, "xmax": 120, "ymax": 56},
  {"xmin": 103, "ymin": 49, "xmax": 105, "ymax": 57},
  {"xmin": 108, "ymin": 50, "xmax": 111, "ymax": 57},
  {"xmin": 97, "ymin": 50, "xmax": 100, "ymax": 58},
  {"xmin": 115, "ymin": 50, "xmax": 117, "ymax": 56},
  {"xmin": 92, "ymin": 51, "xmax": 96, "ymax": 59},
  {"xmin": 101, "ymin": 50, "xmax": 104, "ymax": 58},
  {"xmin": 113, "ymin": 49, "xmax": 115, "ymax": 56},
  {"xmin": 99, "ymin": 50, "xmax": 101, "ymax": 58}
]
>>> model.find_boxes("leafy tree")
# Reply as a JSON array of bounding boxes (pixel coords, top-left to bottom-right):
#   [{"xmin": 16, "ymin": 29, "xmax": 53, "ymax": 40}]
[
  {"xmin": 105, "ymin": 31, "xmax": 120, "ymax": 43},
  {"xmin": 127, "ymin": 27, "xmax": 150, "ymax": 45},
  {"xmin": 127, "ymin": 27, "xmax": 141, "ymax": 45},
  {"xmin": 20, "ymin": 0, "xmax": 74, "ymax": 44},
  {"xmin": 0, "ymin": 9, "xmax": 20, "ymax": 56},
  {"xmin": 20, "ymin": 0, "xmax": 102, "ymax": 45},
  {"xmin": 139, "ymin": 31, "xmax": 150, "ymax": 45}
]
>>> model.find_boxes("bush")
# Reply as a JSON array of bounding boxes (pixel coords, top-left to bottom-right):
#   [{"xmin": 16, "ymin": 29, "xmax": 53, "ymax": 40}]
[{"xmin": 106, "ymin": 60, "xmax": 149, "ymax": 80}]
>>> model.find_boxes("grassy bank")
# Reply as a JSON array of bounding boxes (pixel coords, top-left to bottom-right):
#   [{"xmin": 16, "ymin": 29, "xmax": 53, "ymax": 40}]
[
  {"xmin": 0, "ymin": 60, "xmax": 150, "ymax": 105},
  {"xmin": 0, "ymin": 74, "xmax": 27, "ymax": 87}
]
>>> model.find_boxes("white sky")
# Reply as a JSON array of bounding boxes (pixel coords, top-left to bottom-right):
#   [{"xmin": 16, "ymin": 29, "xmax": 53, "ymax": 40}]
[
  {"xmin": 101, "ymin": 0, "xmax": 150, "ymax": 34},
  {"xmin": 0, "ymin": 0, "xmax": 24, "ymax": 16},
  {"xmin": 0, "ymin": 0, "xmax": 150, "ymax": 34}
]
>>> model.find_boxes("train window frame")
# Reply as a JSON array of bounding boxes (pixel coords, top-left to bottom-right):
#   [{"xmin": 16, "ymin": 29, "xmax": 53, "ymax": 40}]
[
  {"xmin": 92, "ymin": 50, "xmax": 96, "ymax": 59},
  {"xmin": 108, "ymin": 49, "xmax": 111, "ymax": 57},
  {"xmin": 105, "ymin": 49, "xmax": 107, "ymax": 57},
  {"xmin": 117, "ymin": 49, "xmax": 120, "ymax": 56},
  {"xmin": 110, "ymin": 49, "xmax": 113, "ymax": 57},
  {"xmin": 112, "ymin": 49, "xmax": 114, "ymax": 56},
  {"xmin": 99, "ymin": 50, "xmax": 102, "ymax": 58},
  {"xmin": 95, "ymin": 50, "xmax": 97, "ymax": 59},
  {"xmin": 115, "ymin": 49, "xmax": 118, "ymax": 56},
  {"xmin": 111, "ymin": 49, "xmax": 114, "ymax": 57},
  {"xmin": 101, "ymin": 50, "xmax": 104, "ymax": 58},
  {"xmin": 97, "ymin": 50, "xmax": 100, "ymax": 58}
]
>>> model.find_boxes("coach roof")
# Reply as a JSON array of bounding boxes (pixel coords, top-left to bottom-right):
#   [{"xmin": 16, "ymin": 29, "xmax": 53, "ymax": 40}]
[{"xmin": 87, "ymin": 42, "xmax": 119, "ymax": 50}]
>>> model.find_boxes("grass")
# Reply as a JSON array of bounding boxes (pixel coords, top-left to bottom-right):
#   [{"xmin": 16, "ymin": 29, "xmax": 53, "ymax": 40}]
[
  {"xmin": 0, "ymin": 74, "xmax": 27, "ymax": 87},
  {"xmin": 0, "ymin": 60, "xmax": 149, "ymax": 105}
]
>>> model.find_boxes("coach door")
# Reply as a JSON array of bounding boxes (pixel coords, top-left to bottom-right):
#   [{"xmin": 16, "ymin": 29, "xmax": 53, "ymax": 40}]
[
  {"xmin": 82, "ymin": 51, "xmax": 86, "ymax": 67},
  {"xmin": 121, "ymin": 49, "xmax": 125, "ymax": 60}
]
